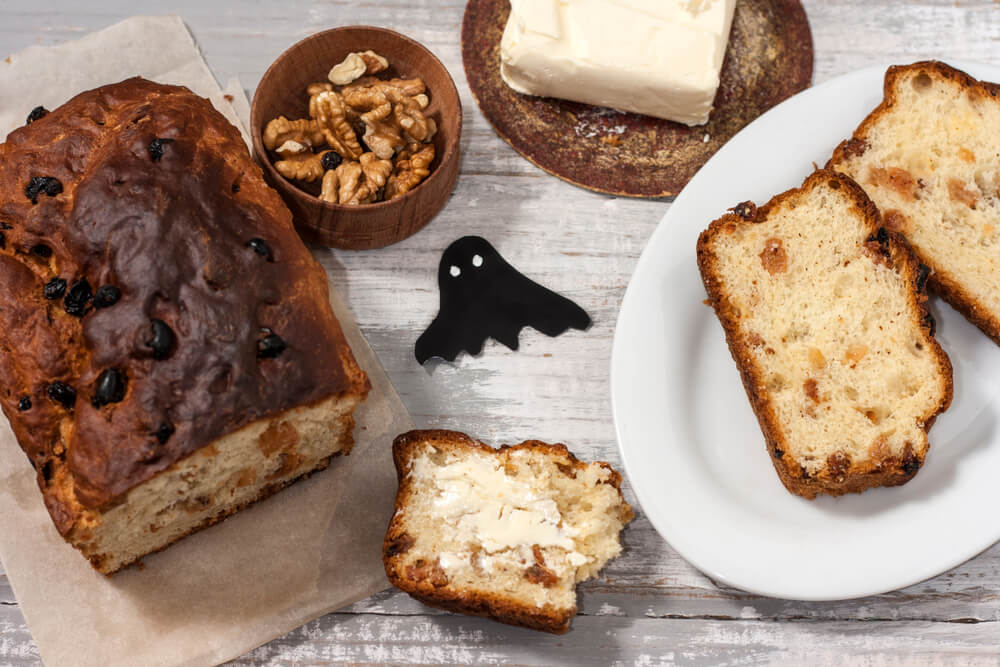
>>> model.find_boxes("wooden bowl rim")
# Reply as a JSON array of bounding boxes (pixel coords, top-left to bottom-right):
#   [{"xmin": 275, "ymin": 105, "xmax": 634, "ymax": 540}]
[{"xmin": 250, "ymin": 25, "xmax": 462, "ymax": 213}]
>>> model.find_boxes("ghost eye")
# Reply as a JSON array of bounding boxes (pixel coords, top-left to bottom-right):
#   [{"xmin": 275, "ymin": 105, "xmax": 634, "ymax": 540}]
[
  {"xmin": 449, "ymin": 265, "xmax": 461, "ymax": 277},
  {"xmin": 472, "ymin": 254, "xmax": 484, "ymax": 268}
]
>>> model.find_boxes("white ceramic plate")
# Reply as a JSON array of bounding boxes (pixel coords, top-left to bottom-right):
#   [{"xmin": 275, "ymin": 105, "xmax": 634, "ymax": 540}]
[{"xmin": 611, "ymin": 61, "xmax": 1000, "ymax": 601}]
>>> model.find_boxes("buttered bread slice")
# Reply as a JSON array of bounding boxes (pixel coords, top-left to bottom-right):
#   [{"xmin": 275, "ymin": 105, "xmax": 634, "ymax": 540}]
[
  {"xmin": 697, "ymin": 170, "xmax": 952, "ymax": 499},
  {"xmin": 829, "ymin": 62, "xmax": 1000, "ymax": 344},
  {"xmin": 383, "ymin": 430, "xmax": 633, "ymax": 633}
]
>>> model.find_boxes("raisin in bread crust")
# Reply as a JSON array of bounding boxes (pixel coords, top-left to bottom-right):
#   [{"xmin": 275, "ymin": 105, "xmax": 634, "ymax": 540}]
[
  {"xmin": 0, "ymin": 78, "xmax": 370, "ymax": 572},
  {"xmin": 828, "ymin": 61, "xmax": 1000, "ymax": 346},
  {"xmin": 384, "ymin": 430, "xmax": 633, "ymax": 634},
  {"xmin": 697, "ymin": 170, "xmax": 953, "ymax": 499}
]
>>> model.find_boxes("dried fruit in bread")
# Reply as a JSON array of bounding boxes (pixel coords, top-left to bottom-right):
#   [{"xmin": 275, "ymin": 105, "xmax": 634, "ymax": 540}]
[
  {"xmin": 697, "ymin": 170, "xmax": 952, "ymax": 498},
  {"xmin": 0, "ymin": 78, "xmax": 369, "ymax": 573},
  {"xmin": 829, "ymin": 61, "xmax": 1000, "ymax": 345}
]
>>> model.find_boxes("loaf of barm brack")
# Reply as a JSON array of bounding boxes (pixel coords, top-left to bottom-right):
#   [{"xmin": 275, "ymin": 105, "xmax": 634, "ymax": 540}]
[
  {"xmin": 383, "ymin": 429, "xmax": 633, "ymax": 633},
  {"xmin": 0, "ymin": 78, "xmax": 369, "ymax": 574},
  {"xmin": 696, "ymin": 170, "xmax": 952, "ymax": 499},
  {"xmin": 828, "ymin": 61, "xmax": 1000, "ymax": 346}
]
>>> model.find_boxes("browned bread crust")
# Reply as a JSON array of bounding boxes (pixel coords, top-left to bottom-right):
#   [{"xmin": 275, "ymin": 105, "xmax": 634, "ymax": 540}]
[
  {"xmin": 697, "ymin": 170, "xmax": 953, "ymax": 499},
  {"xmin": 384, "ymin": 429, "xmax": 632, "ymax": 634},
  {"xmin": 828, "ymin": 61, "xmax": 1000, "ymax": 346},
  {"xmin": 0, "ymin": 78, "xmax": 369, "ymax": 565}
]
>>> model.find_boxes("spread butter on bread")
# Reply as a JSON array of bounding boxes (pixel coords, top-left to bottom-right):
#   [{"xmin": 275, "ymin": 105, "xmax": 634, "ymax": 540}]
[{"xmin": 384, "ymin": 430, "xmax": 633, "ymax": 633}]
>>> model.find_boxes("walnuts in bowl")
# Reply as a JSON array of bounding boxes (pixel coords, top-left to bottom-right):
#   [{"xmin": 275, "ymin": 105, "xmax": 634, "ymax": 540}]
[{"xmin": 262, "ymin": 50, "xmax": 437, "ymax": 205}]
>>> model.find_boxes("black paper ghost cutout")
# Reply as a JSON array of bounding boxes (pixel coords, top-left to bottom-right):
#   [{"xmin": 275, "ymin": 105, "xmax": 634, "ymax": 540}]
[{"xmin": 415, "ymin": 236, "xmax": 592, "ymax": 363}]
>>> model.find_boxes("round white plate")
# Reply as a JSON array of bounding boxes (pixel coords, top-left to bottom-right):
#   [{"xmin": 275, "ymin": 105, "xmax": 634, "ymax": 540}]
[{"xmin": 611, "ymin": 61, "xmax": 1000, "ymax": 601}]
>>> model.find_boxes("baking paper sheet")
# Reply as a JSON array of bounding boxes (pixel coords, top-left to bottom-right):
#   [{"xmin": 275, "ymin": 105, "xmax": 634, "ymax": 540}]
[{"xmin": 0, "ymin": 15, "xmax": 407, "ymax": 666}]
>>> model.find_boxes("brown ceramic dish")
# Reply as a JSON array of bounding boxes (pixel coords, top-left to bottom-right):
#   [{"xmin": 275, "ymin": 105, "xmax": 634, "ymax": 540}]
[
  {"xmin": 462, "ymin": 0, "xmax": 813, "ymax": 198},
  {"xmin": 251, "ymin": 26, "xmax": 462, "ymax": 249}
]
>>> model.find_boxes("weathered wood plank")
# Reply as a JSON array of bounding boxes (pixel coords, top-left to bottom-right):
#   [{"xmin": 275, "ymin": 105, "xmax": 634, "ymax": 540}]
[
  {"xmin": 232, "ymin": 614, "xmax": 1000, "ymax": 666},
  {"xmin": 337, "ymin": 519, "xmax": 1000, "ymax": 625},
  {"xmin": 2, "ymin": 0, "xmax": 1000, "ymax": 664}
]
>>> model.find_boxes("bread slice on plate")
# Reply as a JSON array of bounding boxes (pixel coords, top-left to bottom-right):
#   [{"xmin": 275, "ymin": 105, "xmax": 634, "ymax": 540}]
[
  {"xmin": 383, "ymin": 430, "xmax": 633, "ymax": 633},
  {"xmin": 828, "ymin": 61, "xmax": 1000, "ymax": 344},
  {"xmin": 696, "ymin": 170, "xmax": 953, "ymax": 499}
]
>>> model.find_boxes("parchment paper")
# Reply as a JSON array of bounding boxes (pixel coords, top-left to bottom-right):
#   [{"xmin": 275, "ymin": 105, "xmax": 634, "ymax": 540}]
[{"xmin": 0, "ymin": 16, "xmax": 408, "ymax": 667}]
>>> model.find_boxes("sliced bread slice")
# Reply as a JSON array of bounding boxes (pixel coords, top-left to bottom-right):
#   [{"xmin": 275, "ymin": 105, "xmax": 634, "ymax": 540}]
[
  {"xmin": 383, "ymin": 429, "xmax": 633, "ymax": 633},
  {"xmin": 696, "ymin": 170, "xmax": 952, "ymax": 499},
  {"xmin": 828, "ymin": 61, "xmax": 1000, "ymax": 344}
]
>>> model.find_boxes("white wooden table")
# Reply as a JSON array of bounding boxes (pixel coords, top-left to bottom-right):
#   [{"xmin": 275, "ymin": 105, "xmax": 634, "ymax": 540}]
[{"xmin": 3, "ymin": 1, "xmax": 1000, "ymax": 664}]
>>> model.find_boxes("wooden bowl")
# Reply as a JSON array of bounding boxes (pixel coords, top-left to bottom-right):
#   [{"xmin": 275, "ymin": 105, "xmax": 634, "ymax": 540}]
[{"xmin": 251, "ymin": 26, "xmax": 462, "ymax": 250}]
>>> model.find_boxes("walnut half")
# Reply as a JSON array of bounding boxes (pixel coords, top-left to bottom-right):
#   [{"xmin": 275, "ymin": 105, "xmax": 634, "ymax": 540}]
[
  {"xmin": 385, "ymin": 143, "xmax": 435, "ymax": 200},
  {"xmin": 263, "ymin": 116, "xmax": 325, "ymax": 151},
  {"xmin": 360, "ymin": 152, "xmax": 393, "ymax": 189},
  {"xmin": 317, "ymin": 160, "xmax": 378, "ymax": 205},
  {"xmin": 310, "ymin": 91, "xmax": 363, "ymax": 160},
  {"xmin": 343, "ymin": 87, "xmax": 404, "ymax": 160},
  {"xmin": 274, "ymin": 150, "xmax": 332, "ymax": 183},
  {"xmin": 329, "ymin": 50, "xmax": 390, "ymax": 86}
]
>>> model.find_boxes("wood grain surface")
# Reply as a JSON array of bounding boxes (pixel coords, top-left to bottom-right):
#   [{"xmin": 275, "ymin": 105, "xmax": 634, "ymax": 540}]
[{"xmin": 3, "ymin": 1, "xmax": 1000, "ymax": 664}]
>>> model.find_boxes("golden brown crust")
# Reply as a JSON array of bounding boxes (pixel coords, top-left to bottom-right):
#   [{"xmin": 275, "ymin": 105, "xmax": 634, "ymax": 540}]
[
  {"xmin": 0, "ymin": 78, "xmax": 370, "ymax": 521},
  {"xmin": 0, "ymin": 78, "xmax": 370, "ymax": 570},
  {"xmin": 696, "ymin": 170, "xmax": 953, "ymax": 499},
  {"xmin": 827, "ymin": 61, "xmax": 1000, "ymax": 346},
  {"xmin": 384, "ymin": 429, "xmax": 632, "ymax": 634}
]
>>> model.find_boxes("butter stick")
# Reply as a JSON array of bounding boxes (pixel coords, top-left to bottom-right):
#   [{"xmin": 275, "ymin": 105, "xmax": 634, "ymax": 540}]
[{"xmin": 500, "ymin": 0, "xmax": 737, "ymax": 126}]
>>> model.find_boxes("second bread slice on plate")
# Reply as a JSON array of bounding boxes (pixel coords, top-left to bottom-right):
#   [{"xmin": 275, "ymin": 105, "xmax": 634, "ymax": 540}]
[
  {"xmin": 829, "ymin": 61, "xmax": 1000, "ymax": 346},
  {"xmin": 697, "ymin": 170, "xmax": 953, "ymax": 499}
]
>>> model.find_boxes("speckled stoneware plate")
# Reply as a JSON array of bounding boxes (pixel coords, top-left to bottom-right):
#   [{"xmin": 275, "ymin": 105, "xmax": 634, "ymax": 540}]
[
  {"xmin": 612, "ymin": 61, "xmax": 1000, "ymax": 601},
  {"xmin": 461, "ymin": 0, "xmax": 814, "ymax": 198}
]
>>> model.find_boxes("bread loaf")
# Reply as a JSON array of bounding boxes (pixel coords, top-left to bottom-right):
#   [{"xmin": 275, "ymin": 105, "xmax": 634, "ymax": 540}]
[
  {"xmin": 828, "ymin": 61, "xmax": 1000, "ymax": 345},
  {"xmin": 0, "ymin": 78, "xmax": 369, "ymax": 573},
  {"xmin": 384, "ymin": 430, "xmax": 633, "ymax": 633},
  {"xmin": 697, "ymin": 170, "xmax": 952, "ymax": 498}
]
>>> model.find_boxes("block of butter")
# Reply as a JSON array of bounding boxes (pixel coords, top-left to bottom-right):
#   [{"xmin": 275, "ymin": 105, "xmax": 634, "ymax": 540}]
[{"xmin": 500, "ymin": 0, "xmax": 737, "ymax": 126}]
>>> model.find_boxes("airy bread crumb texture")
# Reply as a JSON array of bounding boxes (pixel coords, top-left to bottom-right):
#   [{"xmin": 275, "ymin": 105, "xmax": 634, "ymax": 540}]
[
  {"xmin": 383, "ymin": 430, "xmax": 633, "ymax": 633},
  {"xmin": 830, "ymin": 61, "xmax": 1000, "ymax": 342},
  {"xmin": 697, "ymin": 170, "xmax": 952, "ymax": 498},
  {"xmin": 54, "ymin": 393, "xmax": 360, "ymax": 574}
]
